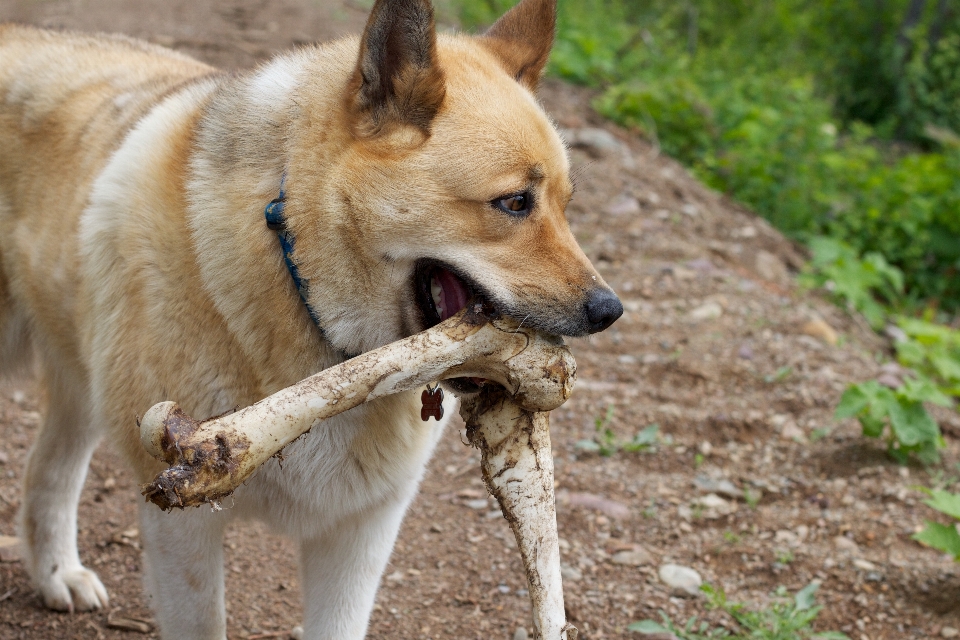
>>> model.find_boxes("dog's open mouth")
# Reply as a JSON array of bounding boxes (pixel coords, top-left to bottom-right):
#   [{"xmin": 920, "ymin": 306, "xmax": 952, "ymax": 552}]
[{"xmin": 415, "ymin": 260, "xmax": 488, "ymax": 393}]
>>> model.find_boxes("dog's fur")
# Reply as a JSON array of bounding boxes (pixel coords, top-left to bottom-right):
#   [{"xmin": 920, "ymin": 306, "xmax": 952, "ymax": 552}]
[{"xmin": 0, "ymin": 0, "xmax": 620, "ymax": 637}]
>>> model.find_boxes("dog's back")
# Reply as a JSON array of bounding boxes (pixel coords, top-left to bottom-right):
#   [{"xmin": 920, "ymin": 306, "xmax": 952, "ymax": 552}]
[{"xmin": 0, "ymin": 25, "xmax": 214, "ymax": 378}]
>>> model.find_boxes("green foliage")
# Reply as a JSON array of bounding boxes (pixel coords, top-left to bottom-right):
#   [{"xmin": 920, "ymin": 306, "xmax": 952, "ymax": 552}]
[
  {"xmin": 801, "ymin": 237, "xmax": 904, "ymax": 329},
  {"xmin": 914, "ymin": 488, "xmax": 960, "ymax": 560},
  {"xmin": 836, "ymin": 377, "xmax": 950, "ymax": 464},
  {"xmin": 452, "ymin": 0, "xmax": 960, "ymax": 312},
  {"xmin": 575, "ymin": 406, "xmax": 660, "ymax": 456},
  {"xmin": 628, "ymin": 582, "xmax": 848, "ymax": 639},
  {"xmin": 895, "ymin": 317, "xmax": 960, "ymax": 397}
]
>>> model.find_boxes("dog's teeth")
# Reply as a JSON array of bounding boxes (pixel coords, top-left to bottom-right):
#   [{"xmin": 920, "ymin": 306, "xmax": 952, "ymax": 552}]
[{"xmin": 431, "ymin": 277, "xmax": 443, "ymax": 314}]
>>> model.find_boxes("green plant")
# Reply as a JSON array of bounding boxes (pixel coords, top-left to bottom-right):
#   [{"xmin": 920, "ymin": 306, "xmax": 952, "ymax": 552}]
[
  {"xmin": 629, "ymin": 582, "xmax": 848, "ymax": 639},
  {"xmin": 775, "ymin": 549, "xmax": 795, "ymax": 565},
  {"xmin": 575, "ymin": 407, "xmax": 660, "ymax": 456},
  {"xmin": 913, "ymin": 488, "xmax": 960, "ymax": 560},
  {"xmin": 895, "ymin": 317, "xmax": 960, "ymax": 397},
  {"xmin": 835, "ymin": 376, "xmax": 951, "ymax": 464},
  {"xmin": 801, "ymin": 237, "xmax": 904, "ymax": 329}
]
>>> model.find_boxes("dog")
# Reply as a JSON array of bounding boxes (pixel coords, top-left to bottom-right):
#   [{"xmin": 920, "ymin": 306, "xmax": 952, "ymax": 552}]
[{"xmin": 0, "ymin": 0, "xmax": 622, "ymax": 636}]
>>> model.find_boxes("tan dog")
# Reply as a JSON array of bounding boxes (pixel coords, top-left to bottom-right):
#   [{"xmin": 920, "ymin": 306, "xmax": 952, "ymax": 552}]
[{"xmin": 0, "ymin": 0, "xmax": 621, "ymax": 637}]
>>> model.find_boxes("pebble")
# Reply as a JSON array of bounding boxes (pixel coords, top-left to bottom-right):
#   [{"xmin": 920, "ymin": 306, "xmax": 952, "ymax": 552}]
[
  {"xmin": 610, "ymin": 548, "xmax": 653, "ymax": 566},
  {"xmin": 560, "ymin": 563, "xmax": 582, "ymax": 582},
  {"xmin": 290, "ymin": 626, "xmax": 304, "ymax": 640},
  {"xmin": 754, "ymin": 250, "xmax": 790, "ymax": 285},
  {"xmin": 689, "ymin": 302, "xmax": 723, "ymax": 321},
  {"xmin": 942, "ymin": 627, "xmax": 959, "ymax": 638},
  {"xmin": 513, "ymin": 627, "xmax": 529, "ymax": 640},
  {"xmin": 693, "ymin": 475, "xmax": 741, "ymax": 501},
  {"xmin": 801, "ymin": 318, "xmax": 838, "ymax": 346},
  {"xmin": 605, "ymin": 195, "xmax": 641, "ymax": 217},
  {"xmin": 564, "ymin": 492, "xmax": 630, "ymax": 519},
  {"xmin": 780, "ymin": 423, "xmax": 806, "ymax": 442},
  {"xmin": 567, "ymin": 127, "xmax": 625, "ymax": 155},
  {"xmin": 0, "ymin": 535, "xmax": 19, "ymax": 563},
  {"xmin": 853, "ymin": 558, "xmax": 878, "ymax": 572},
  {"xmin": 658, "ymin": 564, "xmax": 702, "ymax": 596},
  {"xmin": 877, "ymin": 373, "xmax": 903, "ymax": 389},
  {"xmin": 464, "ymin": 499, "xmax": 490, "ymax": 510},
  {"xmin": 680, "ymin": 493, "xmax": 736, "ymax": 520},
  {"xmin": 0, "ymin": 449, "xmax": 7, "ymax": 464},
  {"xmin": 834, "ymin": 536, "xmax": 859, "ymax": 552}
]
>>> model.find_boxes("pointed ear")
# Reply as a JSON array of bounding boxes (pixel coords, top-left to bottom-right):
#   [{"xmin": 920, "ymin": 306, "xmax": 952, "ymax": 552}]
[
  {"xmin": 481, "ymin": 0, "xmax": 556, "ymax": 89},
  {"xmin": 349, "ymin": 0, "xmax": 446, "ymax": 137}
]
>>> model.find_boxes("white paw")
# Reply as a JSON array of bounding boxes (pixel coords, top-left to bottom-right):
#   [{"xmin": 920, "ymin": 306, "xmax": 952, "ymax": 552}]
[{"xmin": 39, "ymin": 566, "xmax": 109, "ymax": 612}]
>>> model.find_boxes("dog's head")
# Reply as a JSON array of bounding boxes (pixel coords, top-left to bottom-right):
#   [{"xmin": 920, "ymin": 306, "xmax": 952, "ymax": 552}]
[{"xmin": 288, "ymin": 0, "xmax": 622, "ymax": 356}]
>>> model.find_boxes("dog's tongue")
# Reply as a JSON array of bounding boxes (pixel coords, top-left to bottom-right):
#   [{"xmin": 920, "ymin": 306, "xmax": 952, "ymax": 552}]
[{"xmin": 435, "ymin": 268, "xmax": 469, "ymax": 321}]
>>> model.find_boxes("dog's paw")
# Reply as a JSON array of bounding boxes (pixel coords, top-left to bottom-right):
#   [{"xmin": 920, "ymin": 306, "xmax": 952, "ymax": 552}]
[{"xmin": 39, "ymin": 566, "xmax": 109, "ymax": 612}]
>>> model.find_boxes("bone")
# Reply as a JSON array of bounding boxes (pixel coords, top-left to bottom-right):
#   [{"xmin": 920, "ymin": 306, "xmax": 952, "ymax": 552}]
[
  {"xmin": 139, "ymin": 304, "xmax": 575, "ymax": 510},
  {"xmin": 461, "ymin": 387, "xmax": 578, "ymax": 640},
  {"xmin": 138, "ymin": 303, "xmax": 578, "ymax": 638}
]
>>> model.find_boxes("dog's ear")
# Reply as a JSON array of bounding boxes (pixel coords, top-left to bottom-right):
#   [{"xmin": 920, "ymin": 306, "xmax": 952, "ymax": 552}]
[
  {"xmin": 349, "ymin": 0, "xmax": 446, "ymax": 138},
  {"xmin": 481, "ymin": 0, "xmax": 556, "ymax": 90}
]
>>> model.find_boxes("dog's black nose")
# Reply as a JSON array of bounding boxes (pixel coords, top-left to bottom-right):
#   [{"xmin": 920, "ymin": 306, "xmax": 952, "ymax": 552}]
[{"xmin": 585, "ymin": 288, "xmax": 623, "ymax": 333}]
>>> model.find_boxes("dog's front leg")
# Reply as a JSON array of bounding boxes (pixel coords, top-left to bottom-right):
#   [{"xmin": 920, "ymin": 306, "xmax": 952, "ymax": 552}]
[
  {"xmin": 139, "ymin": 503, "xmax": 229, "ymax": 640},
  {"xmin": 298, "ymin": 498, "xmax": 411, "ymax": 640}
]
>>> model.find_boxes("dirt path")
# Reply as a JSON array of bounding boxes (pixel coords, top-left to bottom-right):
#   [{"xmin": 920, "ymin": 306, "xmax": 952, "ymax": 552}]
[{"xmin": 1, "ymin": 1, "xmax": 959, "ymax": 638}]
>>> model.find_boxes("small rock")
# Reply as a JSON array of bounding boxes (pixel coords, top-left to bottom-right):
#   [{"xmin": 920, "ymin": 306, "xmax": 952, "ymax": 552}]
[
  {"xmin": 610, "ymin": 548, "xmax": 653, "ymax": 566},
  {"xmin": 736, "ymin": 225, "xmax": 758, "ymax": 238},
  {"xmin": 513, "ymin": 627, "xmax": 529, "ymax": 640},
  {"xmin": 885, "ymin": 324, "xmax": 908, "ymax": 343},
  {"xmin": 560, "ymin": 563, "xmax": 582, "ymax": 582},
  {"xmin": 0, "ymin": 450, "xmax": 7, "ymax": 464},
  {"xmin": 658, "ymin": 564, "xmax": 702, "ymax": 596},
  {"xmin": 11, "ymin": 390, "xmax": 26, "ymax": 405},
  {"xmin": 686, "ymin": 258, "xmax": 715, "ymax": 272},
  {"xmin": 737, "ymin": 344, "xmax": 754, "ymax": 360},
  {"xmin": 853, "ymin": 558, "xmax": 878, "ymax": 572},
  {"xmin": 689, "ymin": 302, "xmax": 723, "ymax": 322},
  {"xmin": 693, "ymin": 475, "xmax": 740, "ymax": 501},
  {"xmin": 464, "ymin": 499, "xmax": 490, "ymax": 510},
  {"xmin": 291, "ymin": 626, "xmax": 304, "ymax": 640},
  {"xmin": 103, "ymin": 476, "xmax": 117, "ymax": 490},
  {"xmin": 570, "ymin": 127, "xmax": 624, "ymax": 155},
  {"xmin": 834, "ymin": 536, "xmax": 859, "ymax": 553},
  {"xmin": 565, "ymin": 492, "xmax": 630, "ymax": 519},
  {"xmin": 801, "ymin": 319, "xmax": 838, "ymax": 346},
  {"xmin": 877, "ymin": 373, "xmax": 903, "ymax": 389},
  {"xmin": 386, "ymin": 571, "xmax": 404, "ymax": 583},
  {"xmin": 775, "ymin": 530, "xmax": 799, "ymax": 547},
  {"xmin": 606, "ymin": 195, "xmax": 641, "ymax": 217},
  {"xmin": 780, "ymin": 423, "xmax": 806, "ymax": 442},
  {"xmin": 755, "ymin": 250, "xmax": 790, "ymax": 285},
  {"xmin": 942, "ymin": 627, "xmax": 959, "ymax": 638},
  {"xmin": 0, "ymin": 536, "xmax": 19, "ymax": 563}
]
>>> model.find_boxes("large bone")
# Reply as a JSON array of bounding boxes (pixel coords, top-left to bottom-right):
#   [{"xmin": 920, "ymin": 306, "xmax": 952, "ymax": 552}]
[
  {"xmin": 461, "ymin": 388, "xmax": 578, "ymax": 640},
  {"xmin": 138, "ymin": 304, "xmax": 578, "ymax": 638}
]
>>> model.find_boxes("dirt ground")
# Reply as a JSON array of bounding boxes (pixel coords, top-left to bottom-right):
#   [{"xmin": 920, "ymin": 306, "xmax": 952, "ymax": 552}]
[{"xmin": 2, "ymin": 1, "xmax": 960, "ymax": 639}]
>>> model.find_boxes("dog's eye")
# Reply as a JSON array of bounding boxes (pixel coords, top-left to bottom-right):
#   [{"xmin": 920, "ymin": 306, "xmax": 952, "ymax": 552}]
[{"xmin": 493, "ymin": 192, "xmax": 531, "ymax": 216}]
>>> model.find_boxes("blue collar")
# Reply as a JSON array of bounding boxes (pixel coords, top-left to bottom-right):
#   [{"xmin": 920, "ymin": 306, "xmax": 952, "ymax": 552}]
[{"xmin": 264, "ymin": 177, "xmax": 324, "ymax": 329}]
